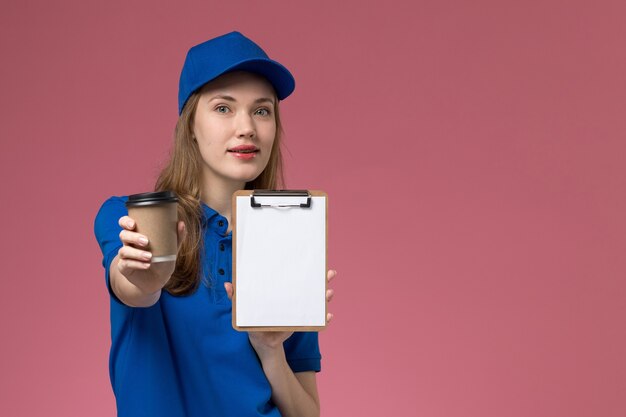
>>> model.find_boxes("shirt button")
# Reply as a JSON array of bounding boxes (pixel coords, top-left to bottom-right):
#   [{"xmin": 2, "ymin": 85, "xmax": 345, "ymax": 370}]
[
  {"xmin": 218, "ymin": 220, "xmax": 224, "ymax": 227},
  {"xmin": 219, "ymin": 243, "xmax": 225, "ymax": 251},
  {"xmin": 218, "ymin": 268, "xmax": 225, "ymax": 275}
]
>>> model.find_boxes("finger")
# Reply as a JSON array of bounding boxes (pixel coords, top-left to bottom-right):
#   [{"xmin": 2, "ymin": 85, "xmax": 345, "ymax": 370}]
[
  {"xmin": 326, "ymin": 288, "xmax": 334, "ymax": 302},
  {"xmin": 119, "ymin": 229, "xmax": 149, "ymax": 247},
  {"xmin": 118, "ymin": 216, "xmax": 136, "ymax": 230},
  {"xmin": 117, "ymin": 257, "xmax": 151, "ymax": 273},
  {"xmin": 224, "ymin": 282, "xmax": 234, "ymax": 301},
  {"xmin": 326, "ymin": 313, "xmax": 333, "ymax": 324},
  {"xmin": 119, "ymin": 245, "xmax": 152, "ymax": 262},
  {"xmin": 327, "ymin": 269, "xmax": 337, "ymax": 283}
]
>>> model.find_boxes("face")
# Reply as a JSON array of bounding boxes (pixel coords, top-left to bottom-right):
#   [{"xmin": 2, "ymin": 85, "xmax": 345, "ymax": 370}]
[{"xmin": 192, "ymin": 71, "xmax": 277, "ymax": 189}]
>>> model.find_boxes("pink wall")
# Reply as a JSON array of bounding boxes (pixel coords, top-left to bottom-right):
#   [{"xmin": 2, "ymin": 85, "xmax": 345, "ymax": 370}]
[{"xmin": 1, "ymin": 1, "xmax": 625, "ymax": 416}]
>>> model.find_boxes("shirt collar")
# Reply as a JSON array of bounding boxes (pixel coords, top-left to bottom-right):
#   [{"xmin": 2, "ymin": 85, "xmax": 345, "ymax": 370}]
[{"xmin": 200, "ymin": 201, "xmax": 230, "ymax": 236}]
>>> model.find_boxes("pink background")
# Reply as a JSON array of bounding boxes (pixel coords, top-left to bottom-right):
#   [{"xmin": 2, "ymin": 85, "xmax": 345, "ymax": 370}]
[{"xmin": 1, "ymin": 0, "xmax": 625, "ymax": 416}]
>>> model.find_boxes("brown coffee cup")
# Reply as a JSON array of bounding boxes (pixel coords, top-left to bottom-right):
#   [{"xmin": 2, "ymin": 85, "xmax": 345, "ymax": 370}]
[{"xmin": 125, "ymin": 191, "xmax": 179, "ymax": 263}]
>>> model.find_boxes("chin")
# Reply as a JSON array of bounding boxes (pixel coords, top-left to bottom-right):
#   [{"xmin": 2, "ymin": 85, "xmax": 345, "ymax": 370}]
[{"xmin": 228, "ymin": 168, "xmax": 264, "ymax": 184}]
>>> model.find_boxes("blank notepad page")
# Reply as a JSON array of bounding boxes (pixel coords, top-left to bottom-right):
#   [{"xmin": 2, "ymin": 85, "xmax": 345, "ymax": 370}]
[{"xmin": 235, "ymin": 195, "xmax": 326, "ymax": 327}]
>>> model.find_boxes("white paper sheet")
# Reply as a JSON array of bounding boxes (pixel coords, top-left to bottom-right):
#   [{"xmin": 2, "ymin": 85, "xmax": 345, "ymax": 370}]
[{"xmin": 235, "ymin": 195, "xmax": 326, "ymax": 327}]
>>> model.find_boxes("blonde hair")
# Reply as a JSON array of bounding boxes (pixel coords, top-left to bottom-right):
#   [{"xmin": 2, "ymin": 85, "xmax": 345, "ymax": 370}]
[{"xmin": 154, "ymin": 84, "xmax": 285, "ymax": 296}]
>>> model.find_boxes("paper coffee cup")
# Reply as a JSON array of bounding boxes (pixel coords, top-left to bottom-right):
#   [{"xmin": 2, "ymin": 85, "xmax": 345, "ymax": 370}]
[{"xmin": 126, "ymin": 191, "xmax": 179, "ymax": 263}]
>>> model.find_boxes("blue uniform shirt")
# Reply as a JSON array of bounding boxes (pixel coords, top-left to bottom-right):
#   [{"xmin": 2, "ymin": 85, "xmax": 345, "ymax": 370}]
[{"xmin": 94, "ymin": 196, "xmax": 321, "ymax": 417}]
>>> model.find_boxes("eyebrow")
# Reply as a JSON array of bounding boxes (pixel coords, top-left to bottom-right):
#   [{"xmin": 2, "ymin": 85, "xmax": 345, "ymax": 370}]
[{"xmin": 208, "ymin": 94, "xmax": 275, "ymax": 106}]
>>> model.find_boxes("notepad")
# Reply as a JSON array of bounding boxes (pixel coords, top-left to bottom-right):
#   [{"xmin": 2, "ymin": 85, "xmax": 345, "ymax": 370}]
[{"xmin": 232, "ymin": 190, "xmax": 327, "ymax": 331}]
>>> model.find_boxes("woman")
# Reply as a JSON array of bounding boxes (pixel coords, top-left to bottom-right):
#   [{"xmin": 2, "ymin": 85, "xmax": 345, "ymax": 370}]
[{"xmin": 94, "ymin": 31, "xmax": 336, "ymax": 417}]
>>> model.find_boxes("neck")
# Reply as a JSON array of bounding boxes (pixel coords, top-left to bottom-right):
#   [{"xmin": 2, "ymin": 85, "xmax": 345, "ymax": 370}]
[{"xmin": 200, "ymin": 173, "xmax": 245, "ymax": 232}]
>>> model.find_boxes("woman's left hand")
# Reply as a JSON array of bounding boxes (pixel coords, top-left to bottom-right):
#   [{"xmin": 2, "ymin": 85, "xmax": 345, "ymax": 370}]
[{"xmin": 224, "ymin": 269, "xmax": 337, "ymax": 357}]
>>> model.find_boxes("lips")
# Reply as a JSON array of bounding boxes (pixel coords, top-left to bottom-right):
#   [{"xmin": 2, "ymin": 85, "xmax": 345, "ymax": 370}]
[{"xmin": 228, "ymin": 145, "xmax": 259, "ymax": 154}]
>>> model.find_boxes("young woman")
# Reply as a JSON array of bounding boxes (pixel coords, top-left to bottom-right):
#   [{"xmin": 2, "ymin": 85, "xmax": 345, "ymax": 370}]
[{"xmin": 94, "ymin": 31, "xmax": 336, "ymax": 417}]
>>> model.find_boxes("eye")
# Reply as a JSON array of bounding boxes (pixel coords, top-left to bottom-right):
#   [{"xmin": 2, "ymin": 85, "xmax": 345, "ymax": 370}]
[
  {"xmin": 255, "ymin": 108, "xmax": 271, "ymax": 116},
  {"xmin": 215, "ymin": 105, "xmax": 230, "ymax": 114}
]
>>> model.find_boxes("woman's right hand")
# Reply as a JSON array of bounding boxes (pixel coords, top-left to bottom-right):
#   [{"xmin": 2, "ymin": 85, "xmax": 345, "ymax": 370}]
[{"xmin": 115, "ymin": 215, "xmax": 186, "ymax": 296}]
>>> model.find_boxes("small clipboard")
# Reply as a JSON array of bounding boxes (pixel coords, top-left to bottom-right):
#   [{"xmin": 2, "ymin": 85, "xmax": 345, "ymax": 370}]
[{"xmin": 232, "ymin": 190, "xmax": 328, "ymax": 332}]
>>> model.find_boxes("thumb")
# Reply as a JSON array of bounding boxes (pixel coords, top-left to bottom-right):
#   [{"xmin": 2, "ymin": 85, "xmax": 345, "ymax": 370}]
[
  {"xmin": 224, "ymin": 282, "xmax": 234, "ymax": 301},
  {"xmin": 177, "ymin": 221, "xmax": 186, "ymax": 251}
]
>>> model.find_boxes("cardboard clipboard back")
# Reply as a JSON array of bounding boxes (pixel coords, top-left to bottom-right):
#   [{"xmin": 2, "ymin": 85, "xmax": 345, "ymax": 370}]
[{"xmin": 231, "ymin": 189, "xmax": 328, "ymax": 332}]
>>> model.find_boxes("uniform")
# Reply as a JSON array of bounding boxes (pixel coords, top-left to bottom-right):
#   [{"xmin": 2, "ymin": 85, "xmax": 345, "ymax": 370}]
[{"xmin": 94, "ymin": 196, "xmax": 321, "ymax": 416}]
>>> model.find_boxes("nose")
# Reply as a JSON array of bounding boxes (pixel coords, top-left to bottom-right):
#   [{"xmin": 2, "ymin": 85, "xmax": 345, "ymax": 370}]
[{"xmin": 235, "ymin": 112, "xmax": 256, "ymax": 139}]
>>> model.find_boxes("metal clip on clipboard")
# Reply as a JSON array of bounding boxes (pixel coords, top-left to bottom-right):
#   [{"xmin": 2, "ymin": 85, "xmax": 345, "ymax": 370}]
[{"xmin": 250, "ymin": 190, "xmax": 312, "ymax": 208}]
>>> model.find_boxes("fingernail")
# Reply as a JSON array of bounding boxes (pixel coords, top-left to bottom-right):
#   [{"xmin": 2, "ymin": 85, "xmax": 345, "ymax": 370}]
[
  {"xmin": 142, "ymin": 252, "xmax": 152, "ymax": 260},
  {"xmin": 138, "ymin": 237, "xmax": 149, "ymax": 245},
  {"xmin": 127, "ymin": 220, "xmax": 134, "ymax": 228}
]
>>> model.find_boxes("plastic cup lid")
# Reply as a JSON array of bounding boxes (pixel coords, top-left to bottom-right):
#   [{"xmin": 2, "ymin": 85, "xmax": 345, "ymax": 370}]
[{"xmin": 125, "ymin": 191, "xmax": 179, "ymax": 207}]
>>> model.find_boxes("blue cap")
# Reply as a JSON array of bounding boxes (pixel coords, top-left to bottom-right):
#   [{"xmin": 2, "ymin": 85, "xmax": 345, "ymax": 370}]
[{"xmin": 178, "ymin": 31, "xmax": 295, "ymax": 114}]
